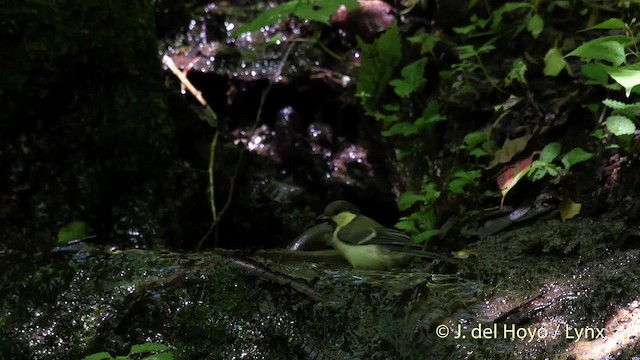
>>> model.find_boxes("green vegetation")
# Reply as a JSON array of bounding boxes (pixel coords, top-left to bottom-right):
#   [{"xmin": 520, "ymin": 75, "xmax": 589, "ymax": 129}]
[
  {"xmin": 563, "ymin": 18, "xmax": 640, "ymax": 142},
  {"xmin": 232, "ymin": 0, "xmax": 359, "ymax": 35},
  {"xmin": 233, "ymin": 0, "xmax": 639, "ymax": 244},
  {"xmin": 57, "ymin": 220, "xmax": 89, "ymax": 245},
  {"xmin": 82, "ymin": 342, "xmax": 173, "ymax": 360}
]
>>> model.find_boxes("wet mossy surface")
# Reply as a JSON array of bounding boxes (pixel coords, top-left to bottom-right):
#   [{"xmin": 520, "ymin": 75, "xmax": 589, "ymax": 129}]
[
  {"xmin": 4, "ymin": 2, "xmax": 640, "ymax": 359},
  {"xmin": 2, "ymin": 212, "xmax": 640, "ymax": 359}
]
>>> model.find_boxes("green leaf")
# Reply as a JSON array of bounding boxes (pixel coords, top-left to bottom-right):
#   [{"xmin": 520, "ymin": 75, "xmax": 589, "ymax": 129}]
[
  {"xmin": 381, "ymin": 122, "xmax": 417, "ymax": 137},
  {"xmin": 539, "ymin": 142, "xmax": 561, "ymax": 163},
  {"xmin": 463, "ymin": 130, "xmax": 490, "ymax": 148},
  {"xmin": 606, "ymin": 115, "xmax": 636, "ymax": 135},
  {"xmin": 452, "ymin": 169, "xmax": 482, "ymax": 180},
  {"xmin": 414, "ymin": 100, "xmax": 445, "ymax": 130},
  {"xmin": 395, "ymin": 219, "xmax": 418, "ymax": 234},
  {"xmin": 398, "ymin": 191, "xmax": 426, "ymax": 211},
  {"xmin": 582, "ymin": 62, "xmax": 612, "ymax": 86},
  {"xmin": 130, "ymin": 343, "xmax": 169, "ymax": 354},
  {"xmin": 448, "ymin": 179, "xmax": 467, "ymax": 194},
  {"xmin": 491, "ymin": 2, "xmax": 531, "ymax": 30},
  {"xmin": 423, "ymin": 183, "xmax": 441, "ymax": 203},
  {"xmin": 565, "ymin": 35, "xmax": 631, "ymax": 66},
  {"xmin": 527, "ymin": 14, "xmax": 544, "ymax": 38},
  {"xmin": 456, "ymin": 45, "xmax": 476, "ymax": 60},
  {"xmin": 448, "ymin": 170, "xmax": 481, "ymax": 194},
  {"xmin": 57, "ymin": 221, "xmax": 88, "ymax": 245},
  {"xmin": 529, "ymin": 167, "xmax": 549, "ymax": 181},
  {"xmin": 453, "ymin": 24, "xmax": 476, "ymax": 34},
  {"xmin": 418, "ymin": 207, "xmax": 438, "ymax": 228},
  {"xmin": 581, "ymin": 18, "xmax": 627, "ymax": 31},
  {"xmin": 370, "ymin": 110, "xmax": 399, "ymax": 127},
  {"xmin": 390, "ymin": 58, "xmax": 428, "ymax": 97},
  {"xmin": 608, "ymin": 64, "xmax": 640, "ymax": 97},
  {"xmin": 407, "ymin": 33, "xmax": 440, "ymax": 56},
  {"xmin": 233, "ymin": 2, "xmax": 297, "ymax": 35},
  {"xmin": 591, "ymin": 128, "xmax": 606, "ymax": 139},
  {"xmin": 414, "ymin": 229, "xmax": 440, "ymax": 243},
  {"xmin": 603, "ymin": 98, "xmax": 634, "ymax": 110},
  {"xmin": 356, "ymin": 22, "xmax": 402, "ymax": 112},
  {"xmin": 82, "ymin": 352, "xmax": 114, "ymax": 360},
  {"xmin": 543, "ymin": 47, "xmax": 567, "ymax": 76},
  {"xmin": 561, "ymin": 148, "xmax": 593, "ymax": 170},
  {"xmin": 505, "ymin": 58, "xmax": 528, "ymax": 85},
  {"xmin": 142, "ymin": 353, "xmax": 174, "ymax": 360},
  {"xmin": 477, "ymin": 43, "xmax": 496, "ymax": 54},
  {"xmin": 293, "ymin": 0, "xmax": 359, "ymax": 24},
  {"xmin": 233, "ymin": 0, "xmax": 359, "ymax": 35},
  {"xmin": 469, "ymin": 148, "xmax": 489, "ymax": 157}
]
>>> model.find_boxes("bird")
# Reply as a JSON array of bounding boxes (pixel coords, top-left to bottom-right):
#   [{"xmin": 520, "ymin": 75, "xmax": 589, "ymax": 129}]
[{"xmin": 319, "ymin": 200, "xmax": 455, "ymax": 270}]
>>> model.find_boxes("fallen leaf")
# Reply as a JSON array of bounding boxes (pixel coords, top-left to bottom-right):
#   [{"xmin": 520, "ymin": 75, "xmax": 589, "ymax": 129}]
[
  {"xmin": 496, "ymin": 153, "xmax": 535, "ymax": 207},
  {"xmin": 488, "ymin": 131, "xmax": 534, "ymax": 168},
  {"xmin": 559, "ymin": 197, "xmax": 582, "ymax": 221},
  {"xmin": 453, "ymin": 250, "xmax": 475, "ymax": 259}
]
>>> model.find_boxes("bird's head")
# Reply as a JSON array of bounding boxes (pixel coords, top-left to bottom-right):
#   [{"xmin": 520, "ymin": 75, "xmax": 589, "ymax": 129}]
[{"xmin": 320, "ymin": 200, "xmax": 361, "ymax": 227}]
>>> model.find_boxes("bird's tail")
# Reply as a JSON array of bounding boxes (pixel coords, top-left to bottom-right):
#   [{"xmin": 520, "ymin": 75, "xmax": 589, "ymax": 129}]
[{"xmin": 396, "ymin": 249, "xmax": 461, "ymax": 266}]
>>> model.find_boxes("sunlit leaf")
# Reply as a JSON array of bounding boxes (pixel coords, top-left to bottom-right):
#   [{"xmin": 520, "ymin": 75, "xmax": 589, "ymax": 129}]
[
  {"xmin": 605, "ymin": 115, "xmax": 636, "ymax": 135},
  {"xmin": 559, "ymin": 197, "xmax": 582, "ymax": 221},
  {"xmin": 543, "ymin": 47, "xmax": 567, "ymax": 76},
  {"xmin": 57, "ymin": 220, "xmax": 88, "ymax": 245},
  {"xmin": 539, "ymin": 142, "xmax": 561, "ymax": 163},
  {"xmin": 561, "ymin": 148, "xmax": 593, "ymax": 170},
  {"xmin": 608, "ymin": 64, "xmax": 640, "ymax": 97},
  {"xmin": 581, "ymin": 18, "xmax": 627, "ymax": 31},
  {"xmin": 527, "ymin": 14, "xmax": 544, "ymax": 38},
  {"xmin": 565, "ymin": 35, "xmax": 630, "ymax": 66}
]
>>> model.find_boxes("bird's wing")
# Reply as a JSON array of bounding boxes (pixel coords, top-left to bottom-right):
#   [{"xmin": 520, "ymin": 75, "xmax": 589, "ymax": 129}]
[
  {"xmin": 366, "ymin": 228, "xmax": 459, "ymax": 264},
  {"xmin": 339, "ymin": 224, "xmax": 422, "ymax": 250},
  {"xmin": 338, "ymin": 222, "xmax": 460, "ymax": 265},
  {"xmin": 368, "ymin": 228, "xmax": 421, "ymax": 249},
  {"xmin": 336, "ymin": 224, "xmax": 378, "ymax": 245}
]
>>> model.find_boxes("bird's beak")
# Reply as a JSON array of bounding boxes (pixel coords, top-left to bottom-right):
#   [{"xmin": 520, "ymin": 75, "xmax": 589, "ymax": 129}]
[{"xmin": 315, "ymin": 214, "xmax": 331, "ymax": 225}]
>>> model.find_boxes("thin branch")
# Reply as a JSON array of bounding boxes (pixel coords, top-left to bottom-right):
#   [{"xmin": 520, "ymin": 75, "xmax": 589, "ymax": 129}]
[{"xmin": 196, "ymin": 39, "xmax": 297, "ymax": 250}]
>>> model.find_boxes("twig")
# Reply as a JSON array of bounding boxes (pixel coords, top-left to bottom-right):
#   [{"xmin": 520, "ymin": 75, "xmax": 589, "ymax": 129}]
[{"xmin": 196, "ymin": 40, "xmax": 298, "ymax": 250}]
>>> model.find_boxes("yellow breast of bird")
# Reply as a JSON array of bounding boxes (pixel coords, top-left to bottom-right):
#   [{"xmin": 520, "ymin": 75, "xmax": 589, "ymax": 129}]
[{"xmin": 332, "ymin": 227, "xmax": 403, "ymax": 270}]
